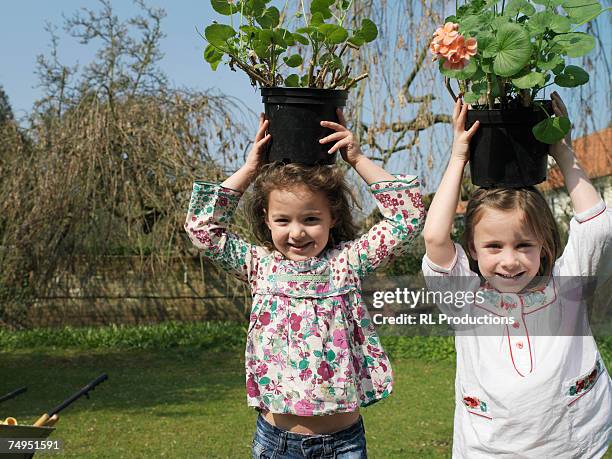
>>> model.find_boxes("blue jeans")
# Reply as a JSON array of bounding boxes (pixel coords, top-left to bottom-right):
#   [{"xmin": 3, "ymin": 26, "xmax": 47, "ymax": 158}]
[{"xmin": 252, "ymin": 414, "xmax": 367, "ymax": 458}]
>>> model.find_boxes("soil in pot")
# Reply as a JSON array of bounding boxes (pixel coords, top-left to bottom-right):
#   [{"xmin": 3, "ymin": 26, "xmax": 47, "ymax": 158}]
[
  {"xmin": 261, "ymin": 87, "xmax": 348, "ymax": 166},
  {"xmin": 466, "ymin": 101, "xmax": 551, "ymax": 187}
]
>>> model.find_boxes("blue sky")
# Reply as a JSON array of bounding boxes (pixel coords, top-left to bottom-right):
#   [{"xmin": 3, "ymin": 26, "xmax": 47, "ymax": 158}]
[
  {"xmin": 0, "ymin": 0, "xmax": 262, "ymax": 119},
  {"xmin": 3, "ymin": 1, "xmax": 610, "ymax": 123},
  {"xmin": 2, "ymin": 0, "xmax": 610, "ymax": 183}
]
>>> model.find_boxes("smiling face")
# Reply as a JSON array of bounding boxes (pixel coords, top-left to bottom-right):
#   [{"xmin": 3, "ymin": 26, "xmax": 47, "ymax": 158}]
[
  {"xmin": 265, "ymin": 184, "xmax": 336, "ymax": 261},
  {"xmin": 469, "ymin": 207, "xmax": 543, "ymax": 293}
]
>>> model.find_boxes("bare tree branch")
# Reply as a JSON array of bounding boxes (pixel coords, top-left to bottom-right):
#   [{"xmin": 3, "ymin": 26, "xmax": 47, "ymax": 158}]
[{"xmin": 379, "ymin": 114, "xmax": 452, "ymax": 133}]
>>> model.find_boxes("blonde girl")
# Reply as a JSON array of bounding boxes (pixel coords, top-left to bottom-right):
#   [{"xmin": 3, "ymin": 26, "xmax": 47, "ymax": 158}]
[{"xmin": 422, "ymin": 92, "xmax": 611, "ymax": 458}]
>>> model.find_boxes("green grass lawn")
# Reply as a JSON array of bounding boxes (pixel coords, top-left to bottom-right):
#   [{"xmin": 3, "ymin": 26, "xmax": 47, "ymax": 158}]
[
  {"xmin": 1, "ymin": 323, "xmax": 610, "ymax": 458},
  {"xmin": 0, "ymin": 348, "xmax": 454, "ymax": 458}
]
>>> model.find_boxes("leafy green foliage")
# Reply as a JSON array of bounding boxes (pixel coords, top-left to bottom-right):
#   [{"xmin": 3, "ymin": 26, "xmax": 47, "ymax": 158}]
[
  {"xmin": 554, "ymin": 65, "xmax": 589, "ymax": 87},
  {"xmin": 440, "ymin": 59, "xmax": 478, "ymax": 80},
  {"xmin": 505, "ymin": 0, "xmax": 536, "ymax": 17},
  {"xmin": 203, "ymin": 0, "xmax": 378, "ymax": 89},
  {"xmin": 562, "ymin": 0, "xmax": 605, "ymax": 24},
  {"xmin": 4, "ymin": 321, "xmax": 609, "ymax": 368},
  {"xmin": 211, "ymin": 0, "xmax": 238, "ymax": 15},
  {"xmin": 492, "ymin": 23, "xmax": 531, "ymax": 77},
  {"xmin": 349, "ymin": 18, "xmax": 378, "ymax": 45},
  {"xmin": 205, "ymin": 24, "xmax": 236, "ymax": 51},
  {"xmin": 319, "ymin": 24, "xmax": 349, "ymax": 44},
  {"xmin": 532, "ymin": 115, "xmax": 571, "ymax": 143},
  {"xmin": 512, "ymin": 71, "xmax": 545, "ymax": 89},
  {"xmin": 204, "ymin": 44, "xmax": 224, "ymax": 70},
  {"xmin": 440, "ymin": 0, "xmax": 605, "ymax": 143},
  {"xmin": 283, "ymin": 54, "xmax": 303, "ymax": 67},
  {"xmin": 284, "ymin": 74, "xmax": 300, "ymax": 86},
  {"xmin": 0, "ymin": 322, "xmax": 246, "ymax": 351},
  {"xmin": 550, "ymin": 32, "xmax": 595, "ymax": 57}
]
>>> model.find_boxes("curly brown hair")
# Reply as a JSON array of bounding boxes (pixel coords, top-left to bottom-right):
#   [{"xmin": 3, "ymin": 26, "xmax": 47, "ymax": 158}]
[
  {"xmin": 246, "ymin": 163, "xmax": 359, "ymax": 250},
  {"xmin": 462, "ymin": 187, "xmax": 561, "ymax": 280}
]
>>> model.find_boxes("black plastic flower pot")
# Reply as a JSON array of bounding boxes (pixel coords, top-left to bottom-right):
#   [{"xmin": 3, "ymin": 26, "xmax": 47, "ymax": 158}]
[
  {"xmin": 465, "ymin": 101, "xmax": 552, "ymax": 187},
  {"xmin": 261, "ymin": 87, "xmax": 348, "ymax": 166}
]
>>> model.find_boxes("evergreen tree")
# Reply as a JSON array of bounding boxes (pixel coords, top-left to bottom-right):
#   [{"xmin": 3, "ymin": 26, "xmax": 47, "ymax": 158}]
[{"xmin": 0, "ymin": 85, "xmax": 14, "ymax": 124}]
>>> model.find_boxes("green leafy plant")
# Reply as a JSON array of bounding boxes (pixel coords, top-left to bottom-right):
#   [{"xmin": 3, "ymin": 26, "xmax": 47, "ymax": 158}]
[
  {"xmin": 203, "ymin": 0, "xmax": 378, "ymax": 89},
  {"xmin": 430, "ymin": 0, "xmax": 610, "ymax": 143}
]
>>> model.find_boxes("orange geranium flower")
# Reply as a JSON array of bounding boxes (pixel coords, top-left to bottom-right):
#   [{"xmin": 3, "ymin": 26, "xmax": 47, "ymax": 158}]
[
  {"xmin": 443, "ymin": 35, "xmax": 478, "ymax": 70},
  {"xmin": 430, "ymin": 22, "xmax": 459, "ymax": 57},
  {"xmin": 430, "ymin": 22, "xmax": 477, "ymax": 70}
]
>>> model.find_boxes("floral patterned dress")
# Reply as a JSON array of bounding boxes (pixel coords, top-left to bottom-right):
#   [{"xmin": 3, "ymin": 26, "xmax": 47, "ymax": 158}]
[{"xmin": 185, "ymin": 175, "xmax": 424, "ymax": 415}]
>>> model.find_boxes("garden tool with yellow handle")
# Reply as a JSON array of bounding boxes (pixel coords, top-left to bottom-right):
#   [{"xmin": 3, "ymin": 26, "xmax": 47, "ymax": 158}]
[{"xmin": 33, "ymin": 374, "xmax": 108, "ymax": 427}]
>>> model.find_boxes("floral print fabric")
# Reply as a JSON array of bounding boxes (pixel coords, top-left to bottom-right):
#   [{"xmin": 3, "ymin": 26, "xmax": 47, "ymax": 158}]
[
  {"xmin": 463, "ymin": 396, "xmax": 488, "ymax": 414},
  {"xmin": 185, "ymin": 175, "xmax": 424, "ymax": 415},
  {"xmin": 568, "ymin": 358, "xmax": 603, "ymax": 398}
]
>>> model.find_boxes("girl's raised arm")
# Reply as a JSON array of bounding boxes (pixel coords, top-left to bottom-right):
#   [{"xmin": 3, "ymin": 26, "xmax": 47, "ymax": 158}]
[
  {"xmin": 184, "ymin": 115, "xmax": 270, "ymax": 283},
  {"xmin": 548, "ymin": 92, "xmax": 601, "ymax": 213},
  {"xmin": 320, "ymin": 109, "xmax": 425, "ymax": 276},
  {"xmin": 221, "ymin": 114, "xmax": 270, "ymax": 192},
  {"xmin": 423, "ymin": 99, "xmax": 479, "ymax": 269},
  {"xmin": 550, "ymin": 92, "xmax": 610, "ymax": 277},
  {"xmin": 320, "ymin": 109, "xmax": 395, "ymax": 184}
]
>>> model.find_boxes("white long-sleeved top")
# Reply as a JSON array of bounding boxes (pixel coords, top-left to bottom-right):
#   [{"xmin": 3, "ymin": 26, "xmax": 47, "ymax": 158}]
[{"xmin": 422, "ymin": 200, "xmax": 612, "ymax": 458}]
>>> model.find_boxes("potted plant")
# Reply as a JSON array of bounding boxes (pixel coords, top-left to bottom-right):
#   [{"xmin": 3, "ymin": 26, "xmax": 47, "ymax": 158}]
[
  {"xmin": 430, "ymin": 0, "xmax": 608, "ymax": 186},
  {"xmin": 203, "ymin": 0, "xmax": 378, "ymax": 165}
]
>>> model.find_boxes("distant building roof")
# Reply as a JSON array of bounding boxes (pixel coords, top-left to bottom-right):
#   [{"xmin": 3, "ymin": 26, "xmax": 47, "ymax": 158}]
[
  {"xmin": 434, "ymin": 127, "xmax": 611, "ymax": 216},
  {"xmin": 539, "ymin": 126, "xmax": 612, "ymax": 192}
]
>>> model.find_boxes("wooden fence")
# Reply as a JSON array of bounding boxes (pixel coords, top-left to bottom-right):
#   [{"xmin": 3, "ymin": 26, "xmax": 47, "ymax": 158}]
[{"xmin": 27, "ymin": 256, "xmax": 250, "ymax": 327}]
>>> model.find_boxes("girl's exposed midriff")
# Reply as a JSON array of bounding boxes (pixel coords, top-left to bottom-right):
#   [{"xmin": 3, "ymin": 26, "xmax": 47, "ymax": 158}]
[{"xmin": 262, "ymin": 410, "xmax": 360, "ymax": 435}]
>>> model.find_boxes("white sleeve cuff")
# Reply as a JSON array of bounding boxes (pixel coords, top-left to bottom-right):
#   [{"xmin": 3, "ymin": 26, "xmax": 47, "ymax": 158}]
[
  {"xmin": 574, "ymin": 199, "xmax": 607, "ymax": 224},
  {"xmin": 423, "ymin": 243, "xmax": 460, "ymax": 274}
]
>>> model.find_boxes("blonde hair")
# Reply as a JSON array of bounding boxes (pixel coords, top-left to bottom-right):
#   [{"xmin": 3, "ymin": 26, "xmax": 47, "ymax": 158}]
[
  {"xmin": 246, "ymin": 163, "xmax": 359, "ymax": 250},
  {"xmin": 462, "ymin": 187, "xmax": 561, "ymax": 280}
]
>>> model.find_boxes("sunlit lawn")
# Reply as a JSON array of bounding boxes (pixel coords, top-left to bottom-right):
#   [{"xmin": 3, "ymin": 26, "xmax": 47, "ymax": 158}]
[
  {"xmin": 0, "ymin": 349, "xmax": 455, "ymax": 458},
  {"xmin": 1, "ymin": 322, "xmax": 610, "ymax": 458}
]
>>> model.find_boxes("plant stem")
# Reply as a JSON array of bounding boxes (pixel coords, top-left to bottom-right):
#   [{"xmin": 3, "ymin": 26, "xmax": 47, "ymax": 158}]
[
  {"xmin": 519, "ymin": 89, "xmax": 531, "ymax": 107},
  {"xmin": 496, "ymin": 75, "xmax": 507, "ymax": 108},
  {"xmin": 444, "ymin": 77, "xmax": 458, "ymax": 102},
  {"xmin": 270, "ymin": 41, "xmax": 278, "ymax": 86},
  {"xmin": 486, "ymin": 74, "xmax": 494, "ymax": 109},
  {"xmin": 331, "ymin": 66, "xmax": 351, "ymax": 89},
  {"xmin": 301, "ymin": 0, "xmax": 308, "ymax": 27},
  {"xmin": 237, "ymin": 2, "xmax": 244, "ymax": 55},
  {"xmin": 232, "ymin": 58, "xmax": 272, "ymax": 86},
  {"xmin": 344, "ymin": 72, "xmax": 368, "ymax": 90},
  {"xmin": 535, "ymin": 82, "xmax": 556, "ymax": 93},
  {"xmin": 315, "ymin": 61, "xmax": 330, "ymax": 87},
  {"xmin": 538, "ymin": 101, "xmax": 551, "ymax": 117},
  {"xmin": 338, "ymin": 0, "xmax": 354, "ymax": 27},
  {"xmin": 307, "ymin": 43, "xmax": 318, "ymax": 87},
  {"xmin": 329, "ymin": 68, "xmax": 339, "ymax": 87}
]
